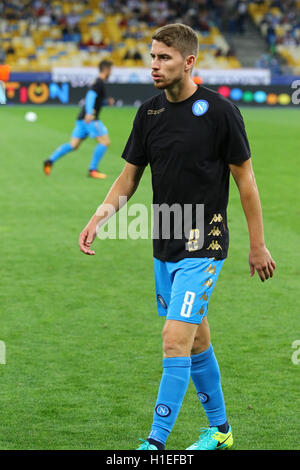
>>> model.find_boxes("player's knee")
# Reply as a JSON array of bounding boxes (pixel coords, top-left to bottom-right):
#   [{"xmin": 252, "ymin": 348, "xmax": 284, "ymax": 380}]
[
  {"xmin": 190, "ymin": 317, "xmax": 210, "ymax": 355},
  {"xmin": 162, "ymin": 328, "xmax": 189, "ymax": 357},
  {"xmin": 70, "ymin": 139, "xmax": 80, "ymax": 150},
  {"xmin": 191, "ymin": 337, "xmax": 210, "ymax": 355},
  {"xmin": 191, "ymin": 331, "xmax": 210, "ymax": 354},
  {"xmin": 163, "ymin": 342, "xmax": 185, "ymax": 358},
  {"xmin": 98, "ymin": 135, "xmax": 110, "ymax": 147}
]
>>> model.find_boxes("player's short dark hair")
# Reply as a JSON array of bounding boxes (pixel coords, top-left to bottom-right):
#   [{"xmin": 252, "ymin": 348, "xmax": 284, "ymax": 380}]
[
  {"xmin": 152, "ymin": 23, "xmax": 199, "ymax": 59},
  {"xmin": 98, "ymin": 60, "xmax": 113, "ymax": 72}
]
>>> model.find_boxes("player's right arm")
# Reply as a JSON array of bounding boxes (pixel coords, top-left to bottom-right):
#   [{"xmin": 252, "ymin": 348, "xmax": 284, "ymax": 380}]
[{"xmin": 79, "ymin": 162, "xmax": 145, "ymax": 255}]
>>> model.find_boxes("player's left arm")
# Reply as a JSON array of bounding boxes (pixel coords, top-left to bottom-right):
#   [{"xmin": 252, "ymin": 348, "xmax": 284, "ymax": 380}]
[
  {"xmin": 84, "ymin": 89, "xmax": 97, "ymax": 122},
  {"xmin": 229, "ymin": 159, "xmax": 276, "ymax": 282}
]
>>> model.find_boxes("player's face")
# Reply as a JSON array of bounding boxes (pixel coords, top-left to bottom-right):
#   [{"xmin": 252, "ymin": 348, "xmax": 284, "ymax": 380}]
[
  {"xmin": 151, "ymin": 40, "xmax": 187, "ymax": 89},
  {"xmin": 103, "ymin": 67, "xmax": 112, "ymax": 81}
]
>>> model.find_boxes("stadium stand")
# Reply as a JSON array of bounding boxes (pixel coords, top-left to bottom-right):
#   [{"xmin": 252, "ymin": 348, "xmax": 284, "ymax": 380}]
[
  {"xmin": 248, "ymin": 0, "xmax": 300, "ymax": 73},
  {"xmin": 0, "ymin": 0, "xmax": 241, "ymax": 71}
]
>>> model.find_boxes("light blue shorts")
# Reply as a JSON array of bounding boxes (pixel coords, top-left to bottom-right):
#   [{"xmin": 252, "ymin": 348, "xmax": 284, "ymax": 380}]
[
  {"xmin": 154, "ymin": 257, "xmax": 225, "ymax": 324},
  {"xmin": 71, "ymin": 120, "xmax": 108, "ymax": 139}
]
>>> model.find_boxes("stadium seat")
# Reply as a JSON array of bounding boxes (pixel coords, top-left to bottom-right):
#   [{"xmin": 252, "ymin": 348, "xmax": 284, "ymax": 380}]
[{"xmin": 1, "ymin": 0, "xmax": 242, "ymax": 71}]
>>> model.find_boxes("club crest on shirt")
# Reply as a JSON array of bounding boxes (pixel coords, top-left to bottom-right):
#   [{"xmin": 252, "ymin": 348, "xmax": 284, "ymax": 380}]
[{"xmin": 192, "ymin": 99, "xmax": 209, "ymax": 116}]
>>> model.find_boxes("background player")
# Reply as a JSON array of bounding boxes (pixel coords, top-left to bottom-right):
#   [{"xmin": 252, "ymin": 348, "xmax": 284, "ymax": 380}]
[
  {"xmin": 44, "ymin": 60, "xmax": 114, "ymax": 179},
  {"xmin": 0, "ymin": 64, "xmax": 11, "ymax": 104},
  {"xmin": 78, "ymin": 24, "xmax": 276, "ymax": 450},
  {"xmin": 0, "ymin": 80, "xmax": 6, "ymax": 104}
]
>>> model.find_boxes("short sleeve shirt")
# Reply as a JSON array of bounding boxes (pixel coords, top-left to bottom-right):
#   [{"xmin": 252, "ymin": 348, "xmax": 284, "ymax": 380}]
[
  {"xmin": 77, "ymin": 78, "xmax": 107, "ymax": 120},
  {"xmin": 121, "ymin": 85, "xmax": 251, "ymax": 262}
]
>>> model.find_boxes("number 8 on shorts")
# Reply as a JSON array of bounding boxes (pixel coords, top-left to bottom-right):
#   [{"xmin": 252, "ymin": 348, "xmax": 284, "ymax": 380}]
[{"xmin": 180, "ymin": 291, "xmax": 196, "ymax": 318}]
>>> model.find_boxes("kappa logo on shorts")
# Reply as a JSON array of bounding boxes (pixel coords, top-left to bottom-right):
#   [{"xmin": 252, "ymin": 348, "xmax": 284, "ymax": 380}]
[
  {"xmin": 157, "ymin": 294, "xmax": 167, "ymax": 309},
  {"xmin": 192, "ymin": 99, "xmax": 209, "ymax": 116},
  {"xmin": 155, "ymin": 404, "xmax": 171, "ymax": 417}
]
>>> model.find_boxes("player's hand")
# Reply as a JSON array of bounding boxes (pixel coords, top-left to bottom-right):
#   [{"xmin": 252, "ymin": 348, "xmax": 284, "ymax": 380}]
[
  {"xmin": 249, "ymin": 246, "xmax": 276, "ymax": 282},
  {"xmin": 84, "ymin": 114, "xmax": 94, "ymax": 123},
  {"xmin": 79, "ymin": 217, "xmax": 99, "ymax": 255}
]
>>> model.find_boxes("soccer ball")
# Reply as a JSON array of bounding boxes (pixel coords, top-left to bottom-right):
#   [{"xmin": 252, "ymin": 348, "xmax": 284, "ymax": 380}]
[{"xmin": 25, "ymin": 111, "xmax": 37, "ymax": 122}]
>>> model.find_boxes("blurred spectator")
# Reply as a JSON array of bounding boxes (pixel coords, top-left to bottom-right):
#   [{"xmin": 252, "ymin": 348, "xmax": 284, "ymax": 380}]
[
  {"xmin": 39, "ymin": 12, "xmax": 52, "ymax": 27},
  {"xmin": 62, "ymin": 26, "xmax": 73, "ymax": 42},
  {"xmin": 71, "ymin": 25, "xmax": 82, "ymax": 44},
  {"xmin": 0, "ymin": 46, "xmax": 6, "ymax": 64},
  {"xmin": 123, "ymin": 48, "xmax": 143, "ymax": 61},
  {"xmin": 80, "ymin": 30, "xmax": 106, "ymax": 49},
  {"xmin": 210, "ymin": 0, "xmax": 226, "ymax": 31},
  {"xmin": 66, "ymin": 11, "xmax": 80, "ymax": 29},
  {"xmin": 266, "ymin": 23, "xmax": 277, "ymax": 46},
  {"xmin": 236, "ymin": 0, "xmax": 248, "ymax": 34},
  {"xmin": 282, "ymin": 31, "xmax": 298, "ymax": 46},
  {"xmin": 226, "ymin": 8, "xmax": 238, "ymax": 38},
  {"xmin": 255, "ymin": 52, "xmax": 281, "ymax": 74},
  {"xmin": 5, "ymin": 43, "xmax": 15, "ymax": 56},
  {"xmin": 214, "ymin": 43, "xmax": 236, "ymax": 58}
]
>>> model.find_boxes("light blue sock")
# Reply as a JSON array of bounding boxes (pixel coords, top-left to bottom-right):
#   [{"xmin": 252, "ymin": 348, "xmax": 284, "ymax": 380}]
[
  {"xmin": 49, "ymin": 142, "xmax": 73, "ymax": 163},
  {"xmin": 148, "ymin": 356, "xmax": 191, "ymax": 446},
  {"xmin": 89, "ymin": 143, "xmax": 107, "ymax": 171},
  {"xmin": 191, "ymin": 344, "xmax": 227, "ymax": 427}
]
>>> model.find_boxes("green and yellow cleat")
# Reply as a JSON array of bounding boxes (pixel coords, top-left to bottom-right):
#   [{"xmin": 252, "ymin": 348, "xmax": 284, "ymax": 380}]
[
  {"xmin": 136, "ymin": 439, "xmax": 158, "ymax": 450},
  {"xmin": 186, "ymin": 426, "xmax": 233, "ymax": 450}
]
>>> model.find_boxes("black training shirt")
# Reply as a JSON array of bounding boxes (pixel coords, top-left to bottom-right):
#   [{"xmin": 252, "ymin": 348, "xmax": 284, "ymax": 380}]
[
  {"xmin": 77, "ymin": 77, "xmax": 106, "ymax": 120},
  {"xmin": 121, "ymin": 85, "xmax": 251, "ymax": 262}
]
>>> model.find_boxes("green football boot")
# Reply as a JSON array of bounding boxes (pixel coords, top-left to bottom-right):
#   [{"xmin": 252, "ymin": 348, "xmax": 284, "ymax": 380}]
[
  {"xmin": 186, "ymin": 426, "xmax": 233, "ymax": 450},
  {"xmin": 136, "ymin": 439, "xmax": 158, "ymax": 450}
]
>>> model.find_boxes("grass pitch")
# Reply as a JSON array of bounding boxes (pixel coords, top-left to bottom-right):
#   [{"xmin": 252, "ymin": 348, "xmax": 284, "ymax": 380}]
[{"xmin": 0, "ymin": 104, "xmax": 299, "ymax": 450}]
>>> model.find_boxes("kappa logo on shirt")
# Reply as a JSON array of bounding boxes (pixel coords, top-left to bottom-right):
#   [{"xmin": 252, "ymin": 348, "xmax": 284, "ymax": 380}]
[
  {"xmin": 192, "ymin": 99, "xmax": 209, "ymax": 116},
  {"xmin": 147, "ymin": 107, "xmax": 165, "ymax": 115}
]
